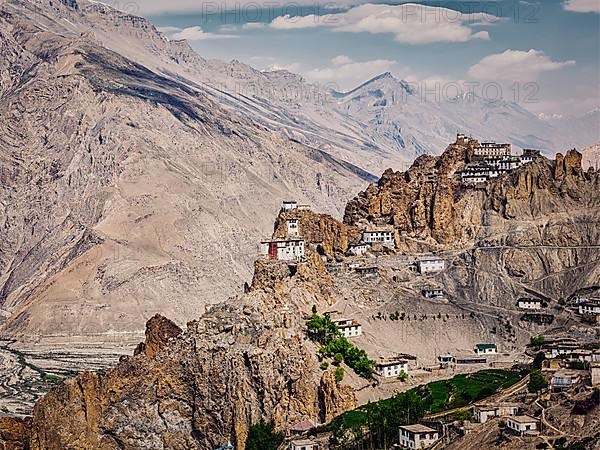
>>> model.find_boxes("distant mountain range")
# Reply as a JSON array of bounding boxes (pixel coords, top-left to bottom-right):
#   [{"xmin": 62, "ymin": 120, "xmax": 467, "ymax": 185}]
[
  {"xmin": 36, "ymin": 0, "xmax": 598, "ymax": 173},
  {"xmin": 0, "ymin": 0, "xmax": 598, "ymax": 345}
]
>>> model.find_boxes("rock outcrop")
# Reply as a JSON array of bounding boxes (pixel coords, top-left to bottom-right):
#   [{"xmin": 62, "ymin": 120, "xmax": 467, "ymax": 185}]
[
  {"xmin": 0, "ymin": 416, "xmax": 31, "ymax": 450},
  {"xmin": 13, "ymin": 255, "xmax": 355, "ymax": 450},
  {"xmin": 344, "ymin": 142, "xmax": 600, "ymax": 251},
  {"xmin": 273, "ymin": 209, "xmax": 361, "ymax": 259},
  {"xmin": 134, "ymin": 314, "xmax": 183, "ymax": 358}
]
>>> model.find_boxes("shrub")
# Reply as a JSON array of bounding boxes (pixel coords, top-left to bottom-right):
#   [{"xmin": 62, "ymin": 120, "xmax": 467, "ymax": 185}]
[
  {"xmin": 245, "ymin": 420, "xmax": 284, "ymax": 450},
  {"xmin": 333, "ymin": 353, "xmax": 343, "ymax": 365},
  {"xmin": 398, "ymin": 370, "xmax": 408, "ymax": 381},
  {"xmin": 528, "ymin": 369, "xmax": 547, "ymax": 393},
  {"xmin": 320, "ymin": 361, "xmax": 329, "ymax": 370},
  {"xmin": 335, "ymin": 367, "xmax": 344, "ymax": 383}
]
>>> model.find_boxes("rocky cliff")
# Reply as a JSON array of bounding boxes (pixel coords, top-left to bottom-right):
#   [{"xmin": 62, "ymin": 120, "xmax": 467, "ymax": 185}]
[
  {"xmin": 14, "ymin": 254, "xmax": 356, "ymax": 450},
  {"xmin": 344, "ymin": 141, "xmax": 600, "ymax": 252}
]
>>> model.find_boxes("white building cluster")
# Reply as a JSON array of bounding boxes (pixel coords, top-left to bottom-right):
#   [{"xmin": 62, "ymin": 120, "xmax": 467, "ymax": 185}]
[{"xmin": 459, "ymin": 134, "xmax": 541, "ymax": 185}]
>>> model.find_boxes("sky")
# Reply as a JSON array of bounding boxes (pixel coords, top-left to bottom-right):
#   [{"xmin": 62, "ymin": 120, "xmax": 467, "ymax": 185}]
[{"xmin": 123, "ymin": 0, "xmax": 598, "ymax": 116}]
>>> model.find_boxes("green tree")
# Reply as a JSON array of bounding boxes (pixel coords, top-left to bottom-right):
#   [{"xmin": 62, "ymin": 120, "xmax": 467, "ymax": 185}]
[
  {"xmin": 530, "ymin": 335, "xmax": 545, "ymax": 347},
  {"xmin": 528, "ymin": 369, "xmax": 548, "ymax": 393},
  {"xmin": 335, "ymin": 367, "xmax": 344, "ymax": 383},
  {"xmin": 245, "ymin": 420, "xmax": 284, "ymax": 450},
  {"xmin": 398, "ymin": 370, "xmax": 408, "ymax": 382},
  {"xmin": 320, "ymin": 361, "xmax": 329, "ymax": 370},
  {"xmin": 532, "ymin": 352, "xmax": 546, "ymax": 370},
  {"xmin": 333, "ymin": 353, "xmax": 343, "ymax": 366}
]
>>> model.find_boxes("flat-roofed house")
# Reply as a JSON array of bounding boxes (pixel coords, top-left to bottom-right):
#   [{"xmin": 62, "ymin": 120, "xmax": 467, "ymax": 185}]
[
  {"xmin": 332, "ymin": 318, "xmax": 362, "ymax": 338},
  {"xmin": 473, "ymin": 142, "xmax": 512, "ymax": 158},
  {"xmin": 398, "ymin": 424, "xmax": 439, "ymax": 449},
  {"xmin": 551, "ymin": 371, "xmax": 581, "ymax": 391},
  {"xmin": 474, "ymin": 343, "xmax": 497, "ymax": 355},
  {"xmin": 376, "ymin": 359, "xmax": 409, "ymax": 378},
  {"xmin": 362, "ymin": 227, "xmax": 395, "ymax": 245},
  {"xmin": 282, "ymin": 200, "xmax": 298, "ymax": 211},
  {"xmin": 348, "ymin": 243, "xmax": 370, "ymax": 256},
  {"xmin": 260, "ymin": 239, "xmax": 305, "ymax": 261},
  {"xmin": 506, "ymin": 415, "xmax": 539, "ymax": 435},
  {"xmin": 517, "ymin": 298, "xmax": 544, "ymax": 310},
  {"xmin": 422, "ymin": 288, "xmax": 444, "ymax": 298},
  {"xmin": 473, "ymin": 404, "xmax": 519, "ymax": 423},
  {"xmin": 417, "ymin": 258, "xmax": 445, "ymax": 274},
  {"xmin": 289, "ymin": 439, "xmax": 320, "ymax": 450}
]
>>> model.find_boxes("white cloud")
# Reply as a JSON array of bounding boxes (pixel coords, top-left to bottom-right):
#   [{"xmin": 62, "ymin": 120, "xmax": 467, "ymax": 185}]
[
  {"xmin": 468, "ymin": 49, "xmax": 575, "ymax": 81},
  {"xmin": 331, "ymin": 55, "xmax": 353, "ymax": 66},
  {"xmin": 562, "ymin": 0, "xmax": 600, "ymax": 13},
  {"xmin": 270, "ymin": 3, "xmax": 491, "ymax": 44},
  {"xmin": 168, "ymin": 26, "xmax": 238, "ymax": 41}
]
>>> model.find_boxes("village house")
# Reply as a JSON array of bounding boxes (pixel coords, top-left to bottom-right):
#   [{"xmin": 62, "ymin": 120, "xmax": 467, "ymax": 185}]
[
  {"xmin": 474, "ymin": 343, "xmax": 497, "ymax": 355},
  {"xmin": 289, "ymin": 439, "xmax": 320, "ymax": 450},
  {"xmin": 376, "ymin": 359, "xmax": 409, "ymax": 378},
  {"xmin": 282, "ymin": 200, "xmax": 298, "ymax": 211},
  {"xmin": 543, "ymin": 342, "xmax": 579, "ymax": 359},
  {"xmin": 438, "ymin": 354, "xmax": 455, "ymax": 368},
  {"xmin": 260, "ymin": 238, "xmax": 305, "ymax": 261},
  {"xmin": 348, "ymin": 242, "xmax": 370, "ymax": 256},
  {"xmin": 579, "ymin": 301, "xmax": 600, "ymax": 317},
  {"xmin": 521, "ymin": 149, "xmax": 541, "ymax": 164},
  {"xmin": 473, "ymin": 404, "xmax": 520, "ymax": 423},
  {"xmin": 286, "ymin": 218, "xmax": 300, "ymax": 236},
  {"xmin": 473, "ymin": 142, "xmax": 512, "ymax": 158},
  {"xmin": 506, "ymin": 416, "xmax": 539, "ymax": 435},
  {"xmin": 551, "ymin": 371, "xmax": 581, "ymax": 391},
  {"xmin": 362, "ymin": 227, "xmax": 395, "ymax": 245},
  {"xmin": 422, "ymin": 288, "xmax": 444, "ymax": 298},
  {"xmin": 354, "ymin": 266, "xmax": 379, "ymax": 278},
  {"xmin": 398, "ymin": 424, "xmax": 439, "ymax": 449},
  {"xmin": 417, "ymin": 258, "xmax": 446, "ymax": 274},
  {"xmin": 517, "ymin": 298, "xmax": 544, "ymax": 310},
  {"xmin": 456, "ymin": 357, "xmax": 487, "ymax": 365},
  {"xmin": 282, "ymin": 200, "xmax": 310, "ymax": 211},
  {"xmin": 331, "ymin": 318, "xmax": 362, "ymax": 338}
]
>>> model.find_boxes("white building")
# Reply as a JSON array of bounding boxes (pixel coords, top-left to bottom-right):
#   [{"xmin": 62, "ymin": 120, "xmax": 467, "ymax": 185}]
[
  {"xmin": 517, "ymin": 298, "xmax": 544, "ymax": 310},
  {"xmin": 473, "ymin": 142, "xmax": 512, "ymax": 158},
  {"xmin": 438, "ymin": 354, "xmax": 455, "ymax": 368},
  {"xmin": 289, "ymin": 439, "xmax": 320, "ymax": 450},
  {"xmin": 473, "ymin": 404, "xmax": 519, "ymax": 423},
  {"xmin": 376, "ymin": 359, "xmax": 409, "ymax": 378},
  {"xmin": 398, "ymin": 424, "xmax": 439, "ymax": 449},
  {"xmin": 260, "ymin": 239, "xmax": 305, "ymax": 261},
  {"xmin": 282, "ymin": 200, "xmax": 298, "ymax": 211},
  {"xmin": 362, "ymin": 228, "xmax": 394, "ymax": 245},
  {"xmin": 474, "ymin": 343, "xmax": 497, "ymax": 355},
  {"xmin": 551, "ymin": 371, "xmax": 580, "ymax": 391},
  {"xmin": 506, "ymin": 416, "xmax": 539, "ymax": 435},
  {"xmin": 422, "ymin": 288, "xmax": 444, "ymax": 298},
  {"xmin": 579, "ymin": 302, "xmax": 600, "ymax": 315},
  {"xmin": 286, "ymin": 219, "xmax": 300, "ymax": 236},
  {"xmin": 417, "ymin": 258, "xmax": 446, "ymax": 274},
  {"xmin": 332, "ymin": 318, "xmax": 362, "ymax": 338},
  {"xmin": 348, "ymin": 243, "xmax": 370, "ymax": 256}
]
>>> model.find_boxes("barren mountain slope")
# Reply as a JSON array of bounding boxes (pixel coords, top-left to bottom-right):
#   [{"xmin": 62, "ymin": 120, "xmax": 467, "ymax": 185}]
[
  {"xmin": 0, "ymin": 3, "xmax": 374, "ymax": 345},
  {"xmin": 3, "ymin": 148, "xmax": 599, "ymax": 450}
]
